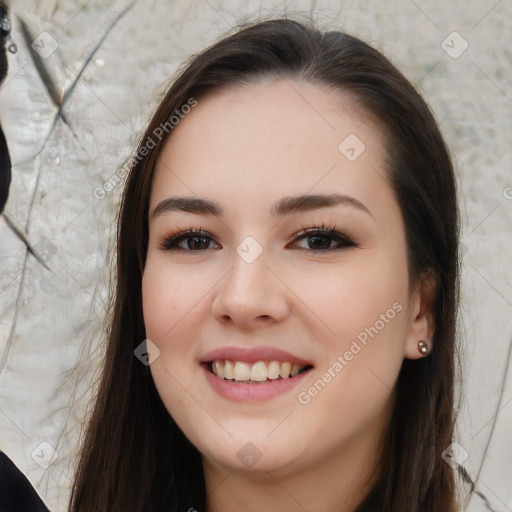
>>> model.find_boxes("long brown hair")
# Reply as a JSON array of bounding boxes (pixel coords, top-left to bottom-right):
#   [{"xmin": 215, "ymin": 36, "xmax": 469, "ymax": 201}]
[{"xmin": 69, "ymin": 18, "xmax": 462, "ymax": 511}]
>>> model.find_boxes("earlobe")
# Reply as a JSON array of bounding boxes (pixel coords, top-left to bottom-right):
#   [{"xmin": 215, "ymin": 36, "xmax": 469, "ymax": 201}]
[{"xmin": 404, "ymin": 269, "xmax": 437, "ymax": 360}]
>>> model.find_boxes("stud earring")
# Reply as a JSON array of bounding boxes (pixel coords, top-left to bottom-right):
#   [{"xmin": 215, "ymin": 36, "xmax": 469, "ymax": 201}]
[{"xmin": 418, "ymin": 341, "xmax": 429, "ymax": 354}]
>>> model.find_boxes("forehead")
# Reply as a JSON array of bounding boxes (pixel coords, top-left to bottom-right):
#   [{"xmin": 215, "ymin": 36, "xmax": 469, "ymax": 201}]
[{"xmin": 150, "ymin": 78, "xmax": 391, "ymax": 215}]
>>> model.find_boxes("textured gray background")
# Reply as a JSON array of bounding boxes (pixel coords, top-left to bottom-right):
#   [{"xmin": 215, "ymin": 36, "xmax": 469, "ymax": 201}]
[{"xmin": 0, "ymin": 1, "xmax": 511, "ymax": 511}]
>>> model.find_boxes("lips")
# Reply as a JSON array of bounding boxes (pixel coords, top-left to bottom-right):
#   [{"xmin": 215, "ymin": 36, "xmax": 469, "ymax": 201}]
[{"xmin": 199, "ymin": 346, "xmax": 314, "ymax": 398}]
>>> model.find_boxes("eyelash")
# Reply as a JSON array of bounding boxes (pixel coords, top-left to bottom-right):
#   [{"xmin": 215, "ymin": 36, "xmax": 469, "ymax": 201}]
[{"xmin": 158, "ymin": 223, "xmax": 357, "ymax": 253}]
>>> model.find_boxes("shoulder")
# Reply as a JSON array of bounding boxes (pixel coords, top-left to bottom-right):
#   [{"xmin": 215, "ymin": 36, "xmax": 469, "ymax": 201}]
[{"xmin": 0, "ymin": 451, "xmax": 50, "ymax": 511}]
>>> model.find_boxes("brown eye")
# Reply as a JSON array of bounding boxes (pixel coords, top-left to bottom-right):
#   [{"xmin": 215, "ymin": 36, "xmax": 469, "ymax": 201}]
[
  {"xmin": 290, "ymin": 228, "xmax": 356, "ymax": 252},
  {"xmin": 184, "ymin": 235, "xmax": 212, "ymax": 250},
  {"xmin": 159, "ymin": 230, "xmax": 220, "ymax": 251},
  {"xmin": 305, "ymin": 234, "xmax": 335, "ymax": 250}
]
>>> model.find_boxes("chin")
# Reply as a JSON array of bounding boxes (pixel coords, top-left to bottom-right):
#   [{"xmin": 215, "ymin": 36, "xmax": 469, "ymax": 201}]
[
  {"xmin": 195, "ymin": 427, "xmax": 307, "ymax": 475},
  {"xmin": 205, "ymin": 446, "xmax": 299, "ymax": 474}
]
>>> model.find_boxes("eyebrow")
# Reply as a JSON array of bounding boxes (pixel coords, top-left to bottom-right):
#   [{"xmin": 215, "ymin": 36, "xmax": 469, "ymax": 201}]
[{"xmin": 150, "ymin": 193, "xmax": 372, "ymax": 219}]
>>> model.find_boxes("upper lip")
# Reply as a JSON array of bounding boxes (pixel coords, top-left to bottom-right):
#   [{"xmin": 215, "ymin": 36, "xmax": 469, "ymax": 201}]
[{"xmin": 200, "ymin": 346, "xmax": 314, "ymax": 366}]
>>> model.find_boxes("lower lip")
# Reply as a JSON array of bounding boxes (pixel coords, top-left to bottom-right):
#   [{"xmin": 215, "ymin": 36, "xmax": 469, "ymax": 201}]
[{"xmin": 201, "ymin": 364, "xmax": 313, "ymax": 402}]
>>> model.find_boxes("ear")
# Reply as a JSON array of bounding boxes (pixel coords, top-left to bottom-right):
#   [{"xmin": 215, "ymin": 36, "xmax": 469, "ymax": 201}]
[{"xmin": 404, "ymin": 268, "xmax": 437, "ymax": 360}]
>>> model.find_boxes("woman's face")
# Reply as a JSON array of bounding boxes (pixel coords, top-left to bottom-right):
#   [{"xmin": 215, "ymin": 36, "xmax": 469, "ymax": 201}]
[{"xmin": 142, "ymin": 78, "xmax": 430, "ymax": 479}]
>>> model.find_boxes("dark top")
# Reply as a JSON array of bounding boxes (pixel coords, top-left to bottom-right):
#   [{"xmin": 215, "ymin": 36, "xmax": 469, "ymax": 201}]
[{"xmin": 0, "ymin": 451, "xmax": 50, "ymax": 511}]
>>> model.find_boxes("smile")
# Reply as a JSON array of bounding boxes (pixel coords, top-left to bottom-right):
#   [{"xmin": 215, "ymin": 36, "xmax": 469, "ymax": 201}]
[
  {"xmin": 199, "ymin": 346, "xmax": 314, "ymax": 400},
  {"xmin": 210, "ymin": 360, "xmax": 312, "ymax": 383}
]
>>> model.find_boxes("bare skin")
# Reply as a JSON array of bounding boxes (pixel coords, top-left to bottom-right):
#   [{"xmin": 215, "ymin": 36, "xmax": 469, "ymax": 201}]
[{"xmin": 142, "ymin": 78, "xmax": 435, "ymax": 512}]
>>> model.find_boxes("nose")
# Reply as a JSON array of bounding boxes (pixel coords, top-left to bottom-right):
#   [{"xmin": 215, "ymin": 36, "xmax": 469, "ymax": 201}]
[{"xmin": 211, "ymin": 246, "xmax": 290, "ymax": 329}]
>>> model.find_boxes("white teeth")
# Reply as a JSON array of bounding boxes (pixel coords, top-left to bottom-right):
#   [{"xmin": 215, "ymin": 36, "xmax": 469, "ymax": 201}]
[
  {"xmin": 213, "ymin": 360, "xmax": 224, "ymax": 379},
  {"xmin": 234, "ymin": 362, "xmax": 251, "ymax": 381},
  {"xmin": 280, "ymin": 362, "xmax": 291, "ymax": 379},
  {"xmin": 210, "ymin": 359, "xmax": 309, "ymax": 381},
  {"xmin": 250, "ymin": 361, "xmax": 268, "ymax": 381},
  {"xmin": 267, "ymin": 361, "xmax": 281, "ymax": 380},
  {"xmin": 224, "ymin": 360, "xmax": 234, "ymax": 379}
]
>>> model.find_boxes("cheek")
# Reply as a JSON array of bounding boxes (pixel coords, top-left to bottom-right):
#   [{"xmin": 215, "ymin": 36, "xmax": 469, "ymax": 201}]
[
  {"xmin": 291, "ymin": 247, "xmax": 409, "ymax": 341},
  {"xmin": 292, "ymin": 247, "xmax": 408, "ymax": 413},
  {"xmin": 142, "ymin": 260, "xmax": 208, "ymax": 428},
  {"xmin": 294, "ymin": 289, "xmax": 406, "ymax": 450},
  {"xmin": 142, "ymin": 256, "xmax": 210, "ymax": 342}
]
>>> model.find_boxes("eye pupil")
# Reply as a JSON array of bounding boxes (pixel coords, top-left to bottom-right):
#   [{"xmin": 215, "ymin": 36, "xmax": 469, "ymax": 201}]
[
  {"xmin": 188, "ymin": 236, "xmax": 210, "ymax": 250},
  {"xmin": 308, "ymin": 235, "xmax": 331, "ymax": 249}
]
